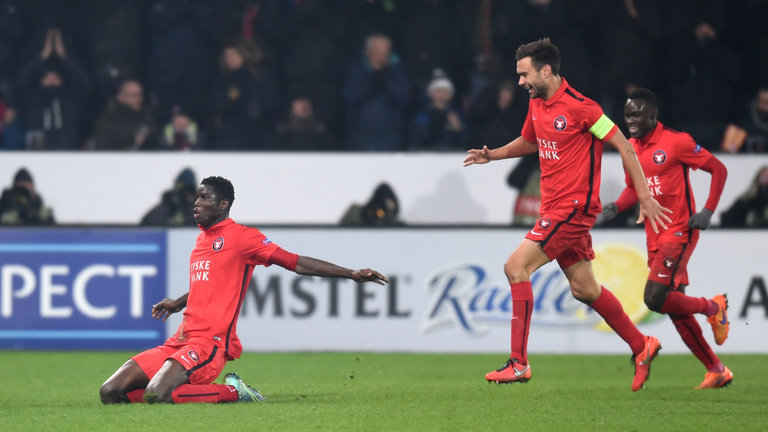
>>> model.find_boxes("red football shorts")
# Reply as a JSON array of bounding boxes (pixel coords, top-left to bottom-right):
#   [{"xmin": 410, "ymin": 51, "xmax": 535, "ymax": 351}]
[
  {"xmin": 525, "ymin": 208, "xmax": 596, "ymax": 269},
  {"xmin": 647, "ymin": 231, "xmax": 699, "ymax": 289},
  {"xmin": 131, "ymin": 339, "xmax": 227, "ymax": 385}
]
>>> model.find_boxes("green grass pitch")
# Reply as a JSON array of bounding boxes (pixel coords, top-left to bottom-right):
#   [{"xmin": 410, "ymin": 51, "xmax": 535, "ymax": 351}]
[{"xmin": 1, "ymin": 351, "xmax": 767, "ymax": 431}]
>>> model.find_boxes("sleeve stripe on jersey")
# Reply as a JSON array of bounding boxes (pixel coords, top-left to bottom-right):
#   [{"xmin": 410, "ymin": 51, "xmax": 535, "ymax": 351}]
[{"xmin": 589, "ymin": 114, "xmax": 615, "ymax": 140}]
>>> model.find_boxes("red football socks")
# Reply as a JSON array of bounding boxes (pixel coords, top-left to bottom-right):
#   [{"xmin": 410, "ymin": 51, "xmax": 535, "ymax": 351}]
[
  {"xmin": 510, "ymin": 281, "xmax": 534, "ymax": 365},
  {"xmin": 125, "ymin": 384, "xmax": 239, "ymax": 403},
  {"xmin": 126, "ymin": 389, "xmax": 145, "ymax": 403},
  {"xmin": 660, "ymin": 291, "xmax": 712, "ymax": 316},
  {"xmin": 171, "ymin": 384, "xmax": 239, "ymax": 403},
  {"xmin": 590, "ymin": 287, "xmax": 645, "ymax": 355},
  {"xmin": 669, "ymin": 314, "xmax": 720, "ymax": 371}
]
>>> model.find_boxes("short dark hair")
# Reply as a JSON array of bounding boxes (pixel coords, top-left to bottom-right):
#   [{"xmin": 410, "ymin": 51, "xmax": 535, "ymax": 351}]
[
  {"xmin": 627, "ymin": 88, "xmax": 658, "ymax": 109},
  {"xmin": 201, "ymin": 176, "xmax": 235, "ymax": 209},
  {"xmin": 515, "ymin": 38, "xmax": 561, "ymax": 75}
]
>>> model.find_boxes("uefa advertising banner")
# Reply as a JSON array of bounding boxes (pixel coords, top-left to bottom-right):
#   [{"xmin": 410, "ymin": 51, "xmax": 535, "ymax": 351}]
[
  {"xmin": 166, "ymin": 228, "xmax": 767, "ymax": 354},
  {"xmin": 0, "ymin": 229, "xmax": 166, "ymax": 350}
]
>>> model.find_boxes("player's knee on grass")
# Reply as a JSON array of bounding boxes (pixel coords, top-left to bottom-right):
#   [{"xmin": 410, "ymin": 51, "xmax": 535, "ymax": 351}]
[
  {"xmin": 644, "ymin": 281, "xmax": 668, "ymax": 312},
  {"xmin": 99, "ymin": 382, "xmax": 125, "ymax": 404}
]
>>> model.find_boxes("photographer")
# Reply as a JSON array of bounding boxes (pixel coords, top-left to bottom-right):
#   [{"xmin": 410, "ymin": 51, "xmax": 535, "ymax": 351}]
[
  {"xmin": 140, "ymin": 168, "xmax": 198, "ymax": 226},
  {"xmin": 0, "ymin": 168, "xmax": 55, "ymax": 225}
]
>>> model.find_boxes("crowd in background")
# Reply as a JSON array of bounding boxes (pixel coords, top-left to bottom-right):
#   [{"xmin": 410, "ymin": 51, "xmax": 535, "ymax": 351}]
[{"xmin": 0, "ymin": 0, "xmax": 766, "ymax": 153}]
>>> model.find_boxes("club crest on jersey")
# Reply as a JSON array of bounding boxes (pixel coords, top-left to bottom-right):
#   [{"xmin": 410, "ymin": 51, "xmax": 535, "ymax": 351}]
[
  {"xmin": 212, "ymin": 237, "xmax": 224, "ymax": 251},
  {"xmin": 663, "ymin": 257, "xmax": 675, "ymax": 269},
  {"xmin": 188, "ymin": 350, "xmax": 199, "ymax": 362},
  {"xmin": 553, "ymin": 115, "xmax": 567, "ymax": 131},
  {"xmin": 653, "ymin": 150, "xmax": 667, "ymax": 164},
  {"xmin": 538, "ymin": 218, "xmax": 551, "ymax": 229}
]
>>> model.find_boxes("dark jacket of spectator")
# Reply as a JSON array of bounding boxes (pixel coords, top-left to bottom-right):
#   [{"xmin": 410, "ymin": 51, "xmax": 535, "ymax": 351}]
[
  {"xmin": 93, "ymin": 100, "xmax": 156, "ymax": 150},
  {"xmin": 210, "ymin": 41, "xmax": 278, "ymax": 150},
  {"xmin": 274, "ymin": 97, "xmax": 333, "ymax": 151},
  {"xmin": 148, "ymin": 0, "xmax": 215, "ymax": 124},
  {"xmin": 343, "ymin": 34, "xmax": 410, "ymax": 151},
  {"xmin": 409, "ymin": 71, "xmax": 466, "ymax": 150},
  {"xmin": 16, "ymin": 56, "xmax": 90, "ymax": 149}
]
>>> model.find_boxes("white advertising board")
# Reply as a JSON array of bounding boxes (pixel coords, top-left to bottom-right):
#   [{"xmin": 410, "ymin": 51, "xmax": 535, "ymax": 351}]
[
  {"xmin": 1, "ymin": 152, "xmax": 766, "ymax": 225},
  {"xmin": 166, "ymin": 228, "xmax": 767, "ymax": 354}
]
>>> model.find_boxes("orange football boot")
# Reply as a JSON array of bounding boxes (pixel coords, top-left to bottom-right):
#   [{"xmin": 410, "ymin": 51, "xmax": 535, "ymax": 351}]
[
  {"xmin": 485, "ymin": 358, "xmax": 531, "ymax": 384},
  {"xmin": 631, "ymin": 336, "xmax": 661, "ymax": 391},
  {"xmin": 707, "ymin": 294, "xmax": 730, "ymax": 345}
]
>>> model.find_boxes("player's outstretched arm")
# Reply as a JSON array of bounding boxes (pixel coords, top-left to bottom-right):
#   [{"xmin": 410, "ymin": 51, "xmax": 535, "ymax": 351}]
[
  {"xmin": 463, "ymin": 137, "xmax": 537, "ymax": 167},
  {"xmin": 295, "ymin": 256, "xmax": 388, "ymax": 285},
  {"xmin": 606, "ymin": 132, "xmax": 672, "ymax": 233},
  {"xmin": 152, "ymin": 293, "xmax": 188, "ymax": 322}
]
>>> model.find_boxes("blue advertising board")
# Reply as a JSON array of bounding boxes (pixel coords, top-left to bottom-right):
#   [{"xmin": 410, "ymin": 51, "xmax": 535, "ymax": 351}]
[{"xmin": 0, "ymin": 229, "xmax": 167, "ymax": 349}]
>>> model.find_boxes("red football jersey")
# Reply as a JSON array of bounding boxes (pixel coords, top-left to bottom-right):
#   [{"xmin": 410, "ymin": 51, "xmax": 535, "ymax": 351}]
[
  {"xmin": 625, "ymin": 121, "xmax": 713, "ymax": 244},
  {"xmin": 170, "ymin": 218, "xmax": 280, "ymax": 360},
  {"xmin": 522, "ymin": 78, "xmax": 618, "ymax": 216}
]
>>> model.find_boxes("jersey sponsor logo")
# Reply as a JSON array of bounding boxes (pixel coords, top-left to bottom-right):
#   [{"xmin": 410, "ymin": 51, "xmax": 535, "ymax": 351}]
[
  {"xmin": 553, "ymin": 115, "xmax": 567, "ymax": 131},
  {"xmin": 663, "ymin": 257, "xmax": 675, "ymax": 269},
  {"xmin": 538, "ymin": 218, "xmax": 551, "ymax": 229},
  {"xmin": 212, "ymin": 237, "xmax": 224, "ymax": 251},
  {"xmin": 188, "ymin": 350, "xmax": 199, "ymax": 362},
  {"xmin": 537, "ymin": 138, "xmax": 559, "ymax": 160},
  {"xmin": 653, "ymin": 150, "xmax": 667, "ymax": 165}
]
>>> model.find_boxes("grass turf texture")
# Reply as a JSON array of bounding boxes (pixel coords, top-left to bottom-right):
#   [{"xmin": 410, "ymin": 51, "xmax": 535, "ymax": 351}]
[{"xmin": 1, "ymin": 352, "xmax": 766, "ymax": 431}]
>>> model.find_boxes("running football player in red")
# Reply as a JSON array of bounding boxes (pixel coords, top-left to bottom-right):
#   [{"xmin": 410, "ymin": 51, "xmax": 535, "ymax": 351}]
[
  {"xmin": 464, "ymin": 39, "xmax": 672, "ymax": 391},
  {"xmin": 100, "ymin": 176, "xmax": 388, "ymax": 404},
  {"xmin": 600, "ymin": 88, "xmax": 732, "ymax": 389}
]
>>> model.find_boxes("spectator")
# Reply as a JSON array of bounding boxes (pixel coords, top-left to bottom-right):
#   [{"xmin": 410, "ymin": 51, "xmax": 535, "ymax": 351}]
[
  {"xmin": 665, "ymin": 3, "xmax": 740, "ymax": 150},
  {"xmin": 274, "ymin": 96, "xmax": 333, "ymax": 151},
  {"xmin": 92, "ymin": 78, "xmax": 157, "ymax": 150},
  {"xmin": 210, "ymin": 37, "xmax": 278, "ymax": 150},
  {"xmin": 0, "ymin": 91, "xmax": 23, "ymax": 149},
  {"xmin": 596, "ymin": 0, "xmax": 664, "ymax": 127},
  {"xmin": 16, "ymin": 27, "xmax": 90, "ymax": 149},
  {"xmin": 0, "ymin": 167, "xmax": 55, "ymax": 225},
  {"xmin": 84, "ymin": 0, "xmax": 144, "ymax": 110},
  {"xmin": 160, "ymin": 106, "xmax": 202, "ymax": 151},
  {"xmin": 147, "ymin": 0, "xmax": 215, "ymax": 125},
  {"xmin": 396, "ymin": 0, "xmax": 473, "ymax": 108},
  {"xmin": 343, "ymin": 33, "xmax": 410, "ymax": 151},
  {"xmin": 720, "ymin": 166, "xmax": 768, "ymax": 228},
  {"xmin": 721, "ymin": 86, "xmax": 768, "ymax": 154},
  {"xmin": 340, "ymin": 182, "xmax": 404, "ymax": 227},
  {"xmin": 468, "ymin": 79, "xmax": 527, "ymax": 150},
  {"xmin": 409, "ymin": 69, "xmax": 466, "ymax": 150},
  {"xmin": 140, "ymin": 167, "xmax": 197, "ymax": 226},
  {"xmin": 281, "ymin": 0, "xmax": 348, "ymax": 138}
]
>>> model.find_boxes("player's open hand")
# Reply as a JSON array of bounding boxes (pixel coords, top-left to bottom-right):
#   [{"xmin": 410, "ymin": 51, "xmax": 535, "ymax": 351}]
[
  {"xmin": 463, "ymin": 146, "xmax": 493, "ymax": 166},
  {"xmin": 152, "ymin": 298, "xmax": 184, "ymax": 321},
  {"xmin": 352, "ymin": 269, "xmax": 389, "ymax": 285},
  {"xmin": 637, "ymin": 196, "xmax": 673, "ymax": 233}
]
